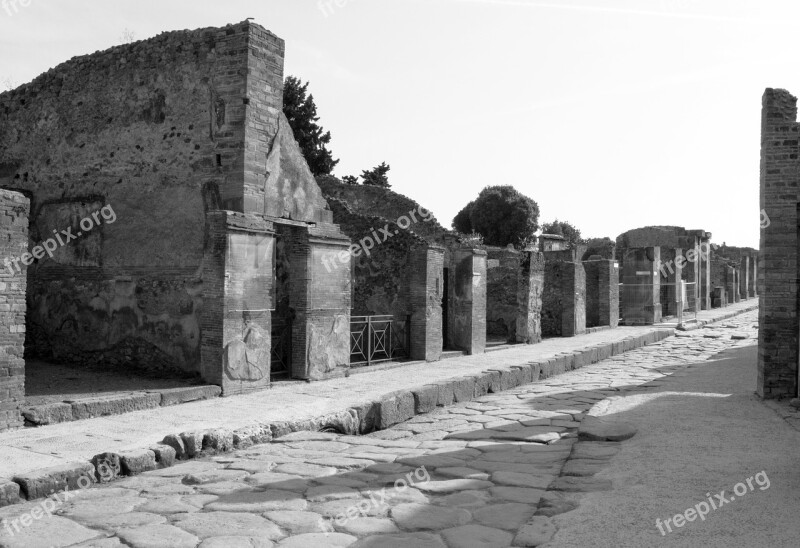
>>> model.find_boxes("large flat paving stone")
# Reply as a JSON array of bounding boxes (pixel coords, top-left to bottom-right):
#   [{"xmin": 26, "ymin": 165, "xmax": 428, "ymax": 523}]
[
  {"xmin": 204, "ymin": 490, "xmax": 308, "ymax": 512},
  {"xmin": 0, "ymin": 515, "xmax": 103, "ymax": 548},
  {"xmin": 276, "ymin": 532, "xmax": 356, "ymax": 547},
  {"xmin": 390, "ymin": 503, "xmax": 471, "ymax": 530},
  {"xmin": 472, "ymin": 503, "xmax": 535, "ymax": 530},
  {"xmin": 441, "ymin": 524, "xmax": 514, "ymax": 548},
  {"xmin": 351, "ymin": 532, "xmax": 448, "ymax": 548},
  {"xmin": 173, "ymin": 511, "xmax": 283, "ymax": 540},
  {"xmin": 116, "ymin": 524, "xmax": 200, "ymax": 548}
]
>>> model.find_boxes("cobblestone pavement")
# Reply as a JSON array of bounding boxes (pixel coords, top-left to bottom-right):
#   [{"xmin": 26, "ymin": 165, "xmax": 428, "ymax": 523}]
[{"xmin": 0, "ymin": 312, "xmax": 758, "ymax": 548}]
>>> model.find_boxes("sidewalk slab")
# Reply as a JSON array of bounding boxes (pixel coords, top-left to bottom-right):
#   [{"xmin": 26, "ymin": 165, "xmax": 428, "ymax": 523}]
[{"xmin": 0, "ymin": 302, "xmax": 757, "ymax": 505}]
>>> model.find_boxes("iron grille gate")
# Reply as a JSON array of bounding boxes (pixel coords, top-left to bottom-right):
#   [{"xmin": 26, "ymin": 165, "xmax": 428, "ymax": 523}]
[{"xmin": 350, "ymin": 315, "xmax": 409, "ymax": 367}]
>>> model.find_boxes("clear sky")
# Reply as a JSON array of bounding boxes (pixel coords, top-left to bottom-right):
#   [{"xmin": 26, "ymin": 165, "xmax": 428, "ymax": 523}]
[{"xmin": 3, "ymin": 0, "xmax": 798, "ymax": 249}]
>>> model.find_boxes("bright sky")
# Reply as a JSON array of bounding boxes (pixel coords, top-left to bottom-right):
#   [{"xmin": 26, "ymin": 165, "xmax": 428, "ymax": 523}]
[{"xmin": 3, "ymin": 0, "xmax": 797, "ymax": 249}]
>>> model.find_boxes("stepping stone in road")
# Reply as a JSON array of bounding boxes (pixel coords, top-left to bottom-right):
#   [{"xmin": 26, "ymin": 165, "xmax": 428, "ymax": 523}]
[{"xmin": 578, "ymin": 416, "xmax": 637, "ymax": 442}]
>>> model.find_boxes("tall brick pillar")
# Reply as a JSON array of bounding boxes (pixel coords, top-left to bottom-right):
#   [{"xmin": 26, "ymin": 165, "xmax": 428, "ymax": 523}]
[
  {"xmin": 517, "ymin": 251, "xmax": 544, "ymax": 344},
  {"xmin": 659, "ymin": 248, "xmax": 683, "ymax": 317},
  {"xmin": 741, "ymin": 256, "xmax": 750, "ymax": 300},
  {"xmin": 281, "ymin": 224, "xmax": 352, "ymax": 381},
  {"xmin": 750, "ymin": 255, "xmax": 758, "ymax": 298},
  {"xmin": 201, "ymin": 212, "xmax": 275, "ymax": 396},
  {"xmin": 582, "ymin": 258, "xmax": 619, "ymax": 328},
  {"xmin": 700, "ymin": 241, "xmax": 712, "ymax": 310},
  {"xmin": 0, "ymin": 190, "xmax": 28, "ymax": 431},
  {"xmin": 450, "ymin": 248, "xmax": 486, "ymax": 354},
  {"xmin": 726, "ymin": 266, "xmax": 737, "ymax": 305},
  {"xmin": 622, "ymin": 247, "xmax": 661, "ymax": 325},
  {"xmin": 409, "ymin": 246, "xmax": 444, "ymax": 361},
  {"xmin": 543, "ymin": 250, "xmax": 587, "ymax": 336}
]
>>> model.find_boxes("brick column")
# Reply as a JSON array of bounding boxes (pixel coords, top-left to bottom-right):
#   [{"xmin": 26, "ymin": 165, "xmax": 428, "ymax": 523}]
[
  {"xmin": 409, "ymin": 246, "xmax": 444, "ymax": 361},
  {"xmin": 750, "ymin": 254, "xmax": 758, "ymax": 298},
  {"xmin": 517, "ymin": 251, "xmax": 544, "ymax": 344},
  {"xmin": 543, "ymin": 250, "xmax": 587, "ymax": 336},
  {"xmin": 659, "ymin": 248, "xmax": 682, "ymax": 317},
  {"xmin": 622, "ymin": 247, "xmax": 661, "ymax": 325},
  {"xmin": 451, "ymin": 248, "xmax": 486, "ymax": 354},
  {"xmin": 584, "ymin": 258, "xmax": 618, "ymax": 328},
  {"xmin": 741, "ymin": 256, "xmax": 750, "ymax": 300},
  {"xmin": 201, "ymin": 211, "xmax": 275, "ymax": 396},
  {"xmin": 282, "ymin": 224, "xmax": 352, "ymax": 381},
  {"xmin": 0, "ymin": 190, "xmax": 28, "ymax": 431}
]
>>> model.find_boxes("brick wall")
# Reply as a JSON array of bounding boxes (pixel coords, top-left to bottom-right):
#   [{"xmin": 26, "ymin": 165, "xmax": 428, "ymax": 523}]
[
  {"xmin": 584, "ymin": 259, "xmax": 619, "ymax": 328},
  {"xmin": 0, "ymin": 191, "xmax": 29, "ymax": 431},
  {"xmin": 486, "ymin": 247, "xmax": 521, "ymax": 341}
]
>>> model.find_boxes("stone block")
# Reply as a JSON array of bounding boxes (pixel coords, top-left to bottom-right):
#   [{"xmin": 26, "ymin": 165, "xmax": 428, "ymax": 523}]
[
  {"xmin": 378, "ymin": 392, "xmax": 416, "ymax": 429},
  {"xmin": 512, "ymin": 365, "xmax": 532, "ymax": 385},
  {"xmin": 354, "ymin": 402, "xmax": 380, "ymax": 434},
  {"xmin": 596, "ymin": 344, "xmax": 612, "ymax": 361},
  {"xmin": 231, "ymin": 424, "xmax": 273, "ymax": 449},
  {"xmin": 179, "ymin": 431, "xmax": 205, "ymax": 458},
  {"xmin": 162, "ymin": 434, "xmax": 187, "ymax": 460},
  {"xmin": 483, "ymin": 370, "xmax": 502, "ymax": 393},
  {"xmin": 436, "ymin": 382, "xmax": 455, "ymax": 407},
  {"xmin": 473, "ymin": 374, "xmax": 491, "ymax": 398},
  {"xmin": 203, "ymin": 429, "xmax": 235, "ymax": 452},
  {"xmin": 21, "ymin": 402, "xmax": 73, "ymax": 425},
  {"xmin": 119, "ymin": 449, "xmax": 157, "ymax": 475},
  {"xmin": 150, "ymin": 444, "xmax": 177, "ymax": 468},
  {"xmin": 92, "ymin": 452, "xmax": 121, "ymax": 483},
  {"xmin": 452, "ymin": 377, "xmax": 475, "ymax": 402},
  {"xmin": 0, "ymin": 478, "xmax": 21, "ymax": 507},
  {"xmin": 13, "ymin": 462, "xmax": 95, "ymax": 500},
  {"xmin": 412, "ymin": 385, "xmax": 439, "ymax": 414},
  {"xmin": 611, "ymin": 341, "xmax": 624, "ymax": 355},
  {"xmin": 156, "ymin": 385, "xmax": 222, "ymax": 407},
  {"xmin": 70, "ymin": 393, "xmax": 161, "ymax": 421}
]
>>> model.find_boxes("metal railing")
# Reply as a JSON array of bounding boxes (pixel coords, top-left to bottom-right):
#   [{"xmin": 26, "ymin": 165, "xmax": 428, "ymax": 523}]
[{"xmin": 350, "ymin": 315, "xmax": 409, "ymax": 367}]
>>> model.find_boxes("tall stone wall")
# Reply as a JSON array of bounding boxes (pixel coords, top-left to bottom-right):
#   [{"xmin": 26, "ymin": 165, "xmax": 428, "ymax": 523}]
[
  {"xmin": 0, "ymin": 191, "xmax": 29, "ymax": 431},
  {"xmin": 0, "ymin": 21, "xmax": 345, "ymax": 383},
  {"xmin": 517, "ymin": 252, "xmax": 544, "ymax": 344}
]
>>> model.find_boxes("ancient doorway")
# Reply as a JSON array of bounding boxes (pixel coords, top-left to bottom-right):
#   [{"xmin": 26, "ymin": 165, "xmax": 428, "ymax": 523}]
[{"xmin": 442, "ymin": 267, "xmax": 450, "ymax": 349}]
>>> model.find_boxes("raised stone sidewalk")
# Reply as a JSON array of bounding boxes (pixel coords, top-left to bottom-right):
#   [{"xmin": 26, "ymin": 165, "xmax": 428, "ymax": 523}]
[{"xmin": 0, "ymin": 300, "xmax": 757, "ymax": 508}]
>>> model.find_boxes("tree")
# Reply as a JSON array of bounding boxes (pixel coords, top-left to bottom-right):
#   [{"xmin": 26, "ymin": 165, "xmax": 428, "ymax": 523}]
[
  {"xmin": 452, "ymin": 186, "xmax": 539, "ymax": 248},
  {"xmin": 361, "ymin": 162, "xmax": 391, "ymax": 188},
  {"xmin": 342, "ymin": 175, "xmax": 359, "ymax": 185},
  {"xmin": 283, "ymin": 76, "xmax": 339, "ymax": 176},
  {"xmin": 541, "ymin": 219, "xmax": 585, "ymax": 249}
]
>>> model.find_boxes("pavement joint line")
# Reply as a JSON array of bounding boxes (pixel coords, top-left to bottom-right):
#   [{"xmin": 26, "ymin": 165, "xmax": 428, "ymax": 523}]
[{"xmin": 0, "ymin": 303, "xmax": 759, "ymax": 509}]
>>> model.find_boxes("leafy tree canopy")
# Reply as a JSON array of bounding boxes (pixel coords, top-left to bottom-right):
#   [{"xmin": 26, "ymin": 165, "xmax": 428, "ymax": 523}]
[
  {"xmin": 452, "ymin": 186, "xmax": 539, "ymax": 248},
  {"xmin": 541, "ymin": 219, "xmax": 585, "ymax": 250},
  {"xmin": 283, "ymin": 76, "xmax": 339, "ymax": 176}
]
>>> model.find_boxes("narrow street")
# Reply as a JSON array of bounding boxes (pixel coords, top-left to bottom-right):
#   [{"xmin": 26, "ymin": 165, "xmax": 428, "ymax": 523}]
[{"xmin": 4, "ymin": 311, "xmax": 788, "ymax": 548}]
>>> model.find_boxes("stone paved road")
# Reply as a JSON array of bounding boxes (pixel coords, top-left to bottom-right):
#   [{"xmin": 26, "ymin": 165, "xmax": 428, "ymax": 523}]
[{"xmin": 0, "ymin": 312, "xmax": 758, "ymax": 548}]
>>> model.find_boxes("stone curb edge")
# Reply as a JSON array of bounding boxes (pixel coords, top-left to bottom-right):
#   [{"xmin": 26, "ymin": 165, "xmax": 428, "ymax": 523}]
[
  {"xmin": 0, "ymin": 306, "xmax": 757, "ymax": 508},
  {"xmin": 678, "ymin": 303, "xmax": 758, "ymax": 331}
]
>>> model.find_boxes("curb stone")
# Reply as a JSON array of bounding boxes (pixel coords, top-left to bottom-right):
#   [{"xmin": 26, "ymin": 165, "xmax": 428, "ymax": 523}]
[{"xmin": 0, "ymin": 306, "xmax": 757, "ymax": 508}]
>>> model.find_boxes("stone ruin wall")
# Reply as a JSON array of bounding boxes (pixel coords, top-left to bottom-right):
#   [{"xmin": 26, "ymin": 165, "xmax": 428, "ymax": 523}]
[{"xmin": 0, "ymin": 21, "xmax": 337, "ymax": 378}]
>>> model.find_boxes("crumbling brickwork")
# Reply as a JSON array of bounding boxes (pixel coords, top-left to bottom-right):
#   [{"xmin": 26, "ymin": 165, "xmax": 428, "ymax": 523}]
[
  {"xmin": 486, "ymin": 247, "xmax": 522, "ymax": 342},
  {"xmin": 0, "ymin": 191, "xmax": 28, "ymax": 431}
]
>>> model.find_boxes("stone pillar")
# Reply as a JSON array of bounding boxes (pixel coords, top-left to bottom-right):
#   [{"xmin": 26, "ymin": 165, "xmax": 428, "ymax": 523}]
[
  {"xmin": 659, "ymin": 248, "xmax": 683, "ymax": 317},
  {"xmin": 701, "ymin": 242, "xmax": 712, "ymax": 310},
  {"xmin": 517, "ymin": 251, "xmax": 544, "ymax": 344},
  {"xmin": 0, "ymin": 191, "xmax": 28, "ymax": 431},
  {"xmin": 282, "ymin": 224, "xmax": 352, "ymax": 381},
  {"xmin": 740, "ymin": 257, "xmax": 750, "ymax": 300},
  {"xmin": 201, "ymin": 211, "xmax": 275, "ymax": 396},
  {"xmin": 750, "ymin": 255, "xmax": 758, "ymax": 298},
  {"xmin": 542, "ymin": 250, "xmax": 587, "ymax": 336},
  {"xmin": 726, "ymin": 266, "xmax": 737, "ymax": 306},
  {"xmin": 409, "ymin": 246, "xmax": 444, "ymax": 361},
  {"xmin": 451, "ymin": 248, "xmax": 486, "ymax": 354},
  {"xmin": 622, "ymin": 247, "xmax": 661, "ymax": 325},
  {"xmin": 583, "ymin": 258, "xmax": 619, "ymax": 329}
]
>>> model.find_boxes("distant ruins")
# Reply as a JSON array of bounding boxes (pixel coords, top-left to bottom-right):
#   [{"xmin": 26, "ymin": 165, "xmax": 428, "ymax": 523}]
[{"xmin": 0, "ymin": 21, "xmax": 760, "ymax": 430}]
